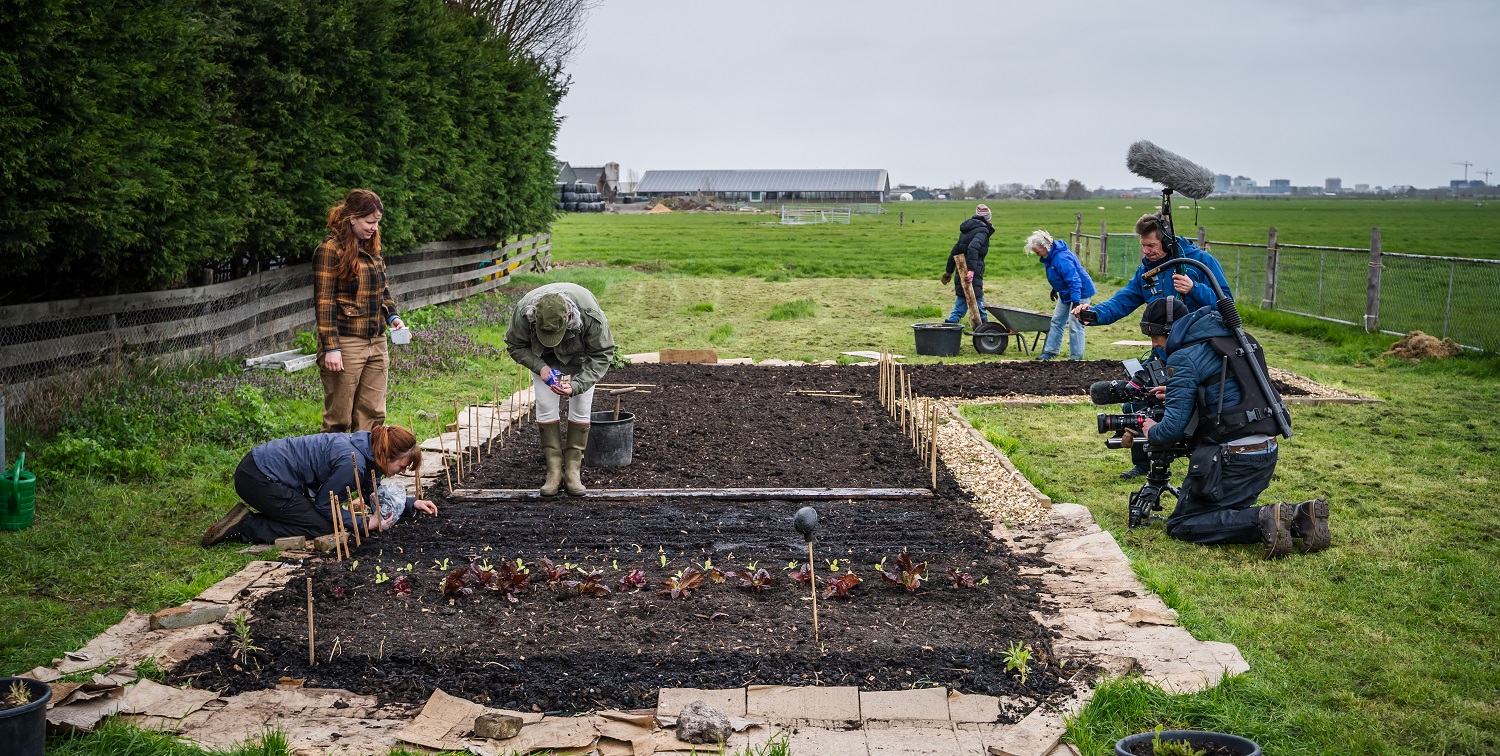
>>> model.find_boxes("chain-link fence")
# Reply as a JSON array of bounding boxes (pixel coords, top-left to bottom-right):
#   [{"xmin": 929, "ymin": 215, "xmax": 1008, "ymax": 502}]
[
  {"xmin": 1070, "ymin": 221, "xmax": 1498, "ymax": 352},
  {"xmin": 0, "ymin": 233, "xmax": 551, "ymax": 406}
]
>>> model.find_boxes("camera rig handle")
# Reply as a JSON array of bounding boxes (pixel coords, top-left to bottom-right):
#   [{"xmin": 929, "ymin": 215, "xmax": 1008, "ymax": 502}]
[{"xmin": 1139, "ymin": 256, "xmax": 1294, "ymax": 440}]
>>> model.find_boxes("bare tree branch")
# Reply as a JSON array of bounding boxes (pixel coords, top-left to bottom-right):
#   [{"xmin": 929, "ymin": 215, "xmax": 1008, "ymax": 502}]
[{"xmin": 449, "ymin": 0, "xmax": 601, "ymax": 71}]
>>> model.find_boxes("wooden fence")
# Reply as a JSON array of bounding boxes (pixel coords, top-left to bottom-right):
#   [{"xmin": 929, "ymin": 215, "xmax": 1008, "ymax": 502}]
[
  {"xmin": 1068, "ymin": 214, "xmax": 1499, "ymax": 352},
  {"xmin": 0, "ymin": 233, "xmax": 551, "ymax": 392}
]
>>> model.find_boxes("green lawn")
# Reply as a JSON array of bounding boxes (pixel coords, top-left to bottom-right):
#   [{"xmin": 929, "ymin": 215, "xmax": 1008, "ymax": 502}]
[{"xmin": 5, "ymin": 204, "xmax": 1498, "ymax": 755}]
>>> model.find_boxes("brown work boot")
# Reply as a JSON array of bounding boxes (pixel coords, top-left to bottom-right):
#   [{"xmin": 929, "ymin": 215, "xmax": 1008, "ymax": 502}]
[
  {"xmin": 202, "ymin": 503, "xmax": 250, "ymax": 547},
  {"xmin": 1258, "ymin": 502, "xmax": 1293, "ymax": 560},
  {"xmin": 538, "ymin": 422, "xmax": 563, "ymax": 497},
  {"xmin": 563, "ymin": 422, "xmax": 590, "ymax": 496},
  {"xmin": 1291, "ymin": 498, "xmax": 1331, "ymax": 554}
]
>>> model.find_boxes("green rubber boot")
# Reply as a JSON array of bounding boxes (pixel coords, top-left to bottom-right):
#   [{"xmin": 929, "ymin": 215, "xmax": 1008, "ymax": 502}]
[
  {"xmin": 563, "ymin": 423, "xmax": 591, "ymax": 496},
  {"xmin": 538, "ymin": 422, "xmax": 563, "ymax": 497}
]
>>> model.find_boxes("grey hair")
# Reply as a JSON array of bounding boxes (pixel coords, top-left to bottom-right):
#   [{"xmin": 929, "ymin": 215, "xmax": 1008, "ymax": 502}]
[
  {"xmin": 1024, "ymin": 229, "xmax": 1054, "ymax": 254},
  {"xmin": 522, "ymin": 294, "xmax": 583, "ymax": 332}
]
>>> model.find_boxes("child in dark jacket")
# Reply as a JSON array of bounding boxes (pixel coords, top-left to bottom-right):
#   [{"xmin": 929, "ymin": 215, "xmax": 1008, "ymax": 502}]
[{"xmin": 202, "ymin": 424, "xmax": 436, "ymax": 546}]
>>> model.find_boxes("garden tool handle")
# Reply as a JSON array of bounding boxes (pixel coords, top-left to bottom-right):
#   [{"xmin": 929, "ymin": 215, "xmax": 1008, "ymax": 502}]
[{"xmin": 7, "ymin": 453, "xmax": 20, "ymax": 515}]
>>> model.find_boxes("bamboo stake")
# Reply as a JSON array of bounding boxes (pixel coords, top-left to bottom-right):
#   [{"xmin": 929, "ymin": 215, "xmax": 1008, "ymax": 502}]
[
  {"xmin": 350, "ymin": 453, "xmax": 368, "ymax": 538},
  {"xmin": 328, "ymin": 491, "xmax": 344, "ymax": 561},
  {"xmin": 307, "ymin": 578, "xmax": 315, "ymax": 666},
  {"xmin": 345, "ymin": 487, "xmax": 361, "ymax": 547},
  {"xmin": 452, "ymin": 401, "xmax": 463, "ymax": 484},
  {"xmin": 443, "ymin": 453, "xmax": 454, "ymax": 493},
  {"xmin": 807, "ymin": 541, "xmax": 820, "ymax": 644},
  {"xmin": 369, "ymin": 471, "xmax": 381, "ymax": 532},
  {"xmin": 930, "ymin": 403, "xmax": 939, "ymax": 490},
  {"xmin": 488, "ymin": 378, "xmax": 500, "ymax": 454}
]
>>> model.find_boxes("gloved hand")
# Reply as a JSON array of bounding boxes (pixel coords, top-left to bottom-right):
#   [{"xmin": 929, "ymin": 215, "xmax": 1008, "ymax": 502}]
[
  {"xmin": 941, "ymin": 272, "xmax": 952, "ymax": 285},
  {"xmin": 965, "ymin": 270, "xmax": 975, "ymax": 283},
  {"xmin": 1049, "ymin": 291, "xmax": 1058, "ymax": 302}
]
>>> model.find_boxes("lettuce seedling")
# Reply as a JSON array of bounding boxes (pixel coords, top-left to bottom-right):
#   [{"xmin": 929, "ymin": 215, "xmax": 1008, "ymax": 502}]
[
  {"xmin": 880, "ymin": 551, "xmax": 927, "ymax": 593},
  {"xmin": 727, "ymin": 567, "xmax": 777, "ymax": 593},
  {"xmin": 656, "ymin": 566, "xmax": 707, "ymax": 599},
  {"xmin": 788, "ymin": 563, "xmax": 813, "ymax": 586},
  {"xmin": 442, "ymin": 566, "xmax": 473, "ymax": 597},
  {"xmin": 822, "ymin": 571, "xmax": 862, "ymax": 599},
  {"xmin": 388, "ymin": 575, "xmax": 412, "ymax": 597},
  {"xmin": 562, "ymin": 570, "xmax": 613, "ymax": 597},
  {"xmin": 494, "ymin": 561, "xmax": 532, "ymax": 603},
  {"xmin": 538, "ymin": 558, "xmax": 568, "ymax": 585},
  {"xmin": 947, "ymin": 567, "xmax": 977, "ymax": 589},
  {"xmin": 617, "ymin": 569, "xmax": 649, "ymax": 593}
]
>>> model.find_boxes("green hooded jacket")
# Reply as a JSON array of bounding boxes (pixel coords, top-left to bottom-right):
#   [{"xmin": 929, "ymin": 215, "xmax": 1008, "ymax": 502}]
[{"xmin": 504, "ymin": 282, "xmax": 616, "ymax": 394}]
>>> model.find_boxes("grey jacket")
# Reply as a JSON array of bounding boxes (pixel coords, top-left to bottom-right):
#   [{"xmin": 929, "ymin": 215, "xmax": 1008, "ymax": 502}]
[{"xmin": 504, "ymin": 282, "xmax": 616, "ymax": 394}]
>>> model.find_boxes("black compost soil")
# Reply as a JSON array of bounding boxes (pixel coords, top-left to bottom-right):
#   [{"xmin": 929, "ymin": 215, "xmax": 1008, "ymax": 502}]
[
  {"xmin": 176, "ymin": 365, "xmax": 1072, "ymax": 716},
  {"xmin": 910, "ymin": 361, "xmax": 1308, "ymax": 400}
]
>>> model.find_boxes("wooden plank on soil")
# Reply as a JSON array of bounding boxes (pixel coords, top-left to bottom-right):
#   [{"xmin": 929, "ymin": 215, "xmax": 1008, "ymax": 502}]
[
  {"xmin": 658, "ymin": 348, "xmax": 719, "ymax": 364},
  {"xmin": 447, "ymin": 487, "xmax": 937, "ymax": 502}
]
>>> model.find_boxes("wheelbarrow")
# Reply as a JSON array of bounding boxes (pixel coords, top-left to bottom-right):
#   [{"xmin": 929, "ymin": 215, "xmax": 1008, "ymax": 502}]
[
  {"xmin": 950, "ymin": 255, "xmax": 1013, "ymax": 356},
  {"xmin": 972, "ymin": 304, "xmax": 1055, "ymax": 356}
]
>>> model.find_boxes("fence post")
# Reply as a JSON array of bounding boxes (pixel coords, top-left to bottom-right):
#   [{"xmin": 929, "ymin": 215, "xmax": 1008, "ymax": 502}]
[
  {"xmin": 1365, "ymin": 227, "xmax": 1382, "ymax": 332},
  {"xmin": 1196, "ymin": 226, "xmax": 1207, "ymax": 249},
  {"xmin": 1262, "ymin": 227, "xmax": 1278, "ymax": 309},
  {"xmin": 1099, "ymin": 220, "xmax": 1109, "ymax": 275},
  {"xmin": 1073, "ymin": 212, "xmax": 1084, "ymax": 265}
]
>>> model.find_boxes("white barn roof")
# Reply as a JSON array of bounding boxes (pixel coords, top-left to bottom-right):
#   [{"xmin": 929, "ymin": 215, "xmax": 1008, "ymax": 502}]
[{"xmin": 637, "ymin": 169, "xmax": 889, "ymax": 193}]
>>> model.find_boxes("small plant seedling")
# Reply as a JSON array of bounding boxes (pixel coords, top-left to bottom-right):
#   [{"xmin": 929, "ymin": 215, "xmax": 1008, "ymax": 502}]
[
  {"xmin": 821, "ymin": 571, "xmax": 862, "ymax": 599},
  {"xmin": 495, "ymin": 561, "xmax": 532, "ymax": 603},
  {"xmin": 561, "ymin": 570, "xmax": 613, "ymax": 597},
  {"xmin": 879, "ymin": 550, "xmax": 927, "ymax": 593},
  {"xmin": 612, "ymin": 559, "xmax": 619, "ymax": 570},
  {"xmin": 348, "ymin": 560, "xmax": 359, "ymax": 571},
  {"xmin": 229, "ymin": 612, "xmax": 263, "ymax": 664},
  {"xmin": 5, "ymin": 680, "xmax": 32, "ymax": 708},
  {"xmin": 374, "ymin": 566, "xmax": 391, "ymax": 585},
  {"xmin": 434, "ymin": 557, "xmax": 451, "ymax": 571},
  {"xmin": 538, "ymin": 558, "xmax": 569, "ymax": 585},
  {"xmin": 788, "ymin": 563, "xmax": 813, "ymax": 586},
  {"xmin": 980, "ymin": 576, "xmax": 990, "ymax": 586},
  {"xmin": 617, "ymin": 569, "xmax": 649, "ymax": 593},
  {"xmin": 825, "ymin": 558, "xmax": 840, "ymax": 573},
  {"xmin": 727, "ymin": 567, "xmax": 777, "ymax": 593},
  {"xmin": 1150, "ymin": 726, "xmax": 1207, "ymax": 756},
  {"xmin": 389, "ymin": 575, "xmax": 413, "ymax": 597},
  {"xmin": 660, "ymin": 554, "xmax": 668, "ymax": 568},
  {"xmin": 947, "ymin": 567, "xmax": 977, "ymax": 589},
  {"xmin": 1003, "ymin": 641, "xmax": 1032, "ymax": 686},
  {"xmin": 441, "ymin": 563, "xmax": 498, "ymax": 598},
  {"xmin": 785, "ymin": 560, "xmax": 799, "ymax": 571},
  {"xmin": 656, "ymin": 566, "xmax": 707, "ymax": 599}
]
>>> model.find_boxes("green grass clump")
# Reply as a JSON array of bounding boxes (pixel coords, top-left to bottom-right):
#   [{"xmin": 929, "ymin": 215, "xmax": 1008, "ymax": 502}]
[
  {"xmin": 707, "ymin": 324, "xmax": 735, "ymax": 344},
  {"xmin": 683, "ymin": 301, "xmax": 716, "ymax": 314},
  {"xmin": 766, "ymin": 298, "xmax": 818, "ymax": 321},
  {"xmin": 49, "ymin": 722, "xmax": 290, "ymax": 756},
  {"xmin": 883, "ymin": 304, "xmax": 943, "ymax": 319}
]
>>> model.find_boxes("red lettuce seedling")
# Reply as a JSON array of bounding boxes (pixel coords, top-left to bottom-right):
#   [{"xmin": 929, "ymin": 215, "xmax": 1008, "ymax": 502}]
[
  {"xmin": 562, "ymin": 570, "xmax": 613, "ymax": 598},
  {"xmin": 947, "ymin": 567, "xmax": 977, "ymax": 589},
  {"xmin": 728, "ymin": 568, "xmax": 777, "ymax": 593},
  {"xmin": 494, "ymin": 561, "xmax": 531, "ymax": 603},
  {"xmin": 822, "ymin": 571, "xmax": 862, "ymax": 599},
  {"xmin": 617, "ymin": 569, "xmax": 649, "ymax": 593},
  {"xmin": 388, "ymin": 575, "xmax": 412, "ymax": 597},
  {"xmin": 442, "ymin": 566, "xmax": 473, "ymax": 597},
  {"xmin": 788, "ymin": 563, "xmax": 813, "ymax": 586},
  {"xmin": 880, "ymin": 551, "xmax": 927, "ymax": 593},
  {"xmin": 538, "ymin": 558, "xmax": 568, "ymax": 585},
  {"xmin": 656, "ymin": 566, "xmax": 707, "ymax": 599}
]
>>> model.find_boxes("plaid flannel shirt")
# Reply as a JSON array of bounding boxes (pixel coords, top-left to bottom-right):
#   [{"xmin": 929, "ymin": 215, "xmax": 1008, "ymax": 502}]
[{"xmin": 313, "ymin": 237, "xmax": 399, "ymax": 353}]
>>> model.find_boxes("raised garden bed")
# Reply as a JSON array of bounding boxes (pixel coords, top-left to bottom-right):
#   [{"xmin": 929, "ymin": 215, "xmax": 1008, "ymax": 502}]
[{"xmin": 174, "ymin": 364, "xmax": 1121, "ymax": 715}]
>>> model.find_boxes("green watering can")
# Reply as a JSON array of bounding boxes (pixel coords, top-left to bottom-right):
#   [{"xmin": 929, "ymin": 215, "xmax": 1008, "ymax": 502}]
[{"xmin": 1, "ymin": 454, "xmax": 36, "ymax": 531}]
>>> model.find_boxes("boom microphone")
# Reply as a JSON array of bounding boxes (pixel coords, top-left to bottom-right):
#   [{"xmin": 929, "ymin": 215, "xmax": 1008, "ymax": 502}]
[{"xmin": 1126, "ymin": 140, "xmax": 1216, "ymax": 200}]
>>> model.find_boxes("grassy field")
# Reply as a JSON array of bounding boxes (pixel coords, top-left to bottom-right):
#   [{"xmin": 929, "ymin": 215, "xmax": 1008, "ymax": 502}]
[{"xmin": 4, "ymin": 201, "xmax": 1497, "ymax": 755}]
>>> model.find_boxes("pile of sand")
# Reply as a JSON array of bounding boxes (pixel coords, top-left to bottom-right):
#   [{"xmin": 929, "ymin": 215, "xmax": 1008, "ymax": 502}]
[{"xmin": 1383, "ymin": 330, "xmax": 1464, "ymax": 361}]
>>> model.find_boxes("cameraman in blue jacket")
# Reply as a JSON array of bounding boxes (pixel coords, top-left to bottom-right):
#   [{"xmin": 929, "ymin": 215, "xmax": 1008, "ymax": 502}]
[
  {"xmin": 1026, "ymin": 230, "xmax": 1095, "ymax": 360},
  {"xmin": 1136, "ymin": 303, "xmax": 1329, "ymax": 559},
  {"xmin": 1074, "ymin": 212, "xmax": 1234, "ymax": 479}
]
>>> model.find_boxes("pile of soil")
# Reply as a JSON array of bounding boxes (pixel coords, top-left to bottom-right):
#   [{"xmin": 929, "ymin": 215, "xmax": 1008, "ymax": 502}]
[
  {"xmin": 910, "ymin": 361, "xmax": 1308, "ymax": 399},
  {"xmin": 175, "ymin": 364, "xmax": 1074, "ymax": 715},
  {"xmin": 1383, "ymin": 330, "xmax": 1464, "ymax": 362}
]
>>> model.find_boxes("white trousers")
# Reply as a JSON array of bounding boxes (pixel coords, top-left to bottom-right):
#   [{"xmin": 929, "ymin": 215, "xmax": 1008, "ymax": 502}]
[{"xmin": 532, "ymin": 371, "xmax": 595, "ymax": 424}]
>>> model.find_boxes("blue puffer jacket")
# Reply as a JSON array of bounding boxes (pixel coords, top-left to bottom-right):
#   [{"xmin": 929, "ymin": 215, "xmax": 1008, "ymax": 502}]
[
  {"xmin": 1088, "ymin": 238, "xmax": 1232, "ymax": 326},
  {"xmin": 1146, "ymin": 306, "xmax": 1243, "ymax": 446},
  {"xmin": 251, "ymin": 431, "xmax": 379, "ymax": 524},
  {"xmin": 1039, "ymin": 240, "xmax": 1096, "ymax": 305}
]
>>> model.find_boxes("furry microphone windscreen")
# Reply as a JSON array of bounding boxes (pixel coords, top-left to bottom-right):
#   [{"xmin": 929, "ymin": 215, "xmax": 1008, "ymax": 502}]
[{"xmin": 1126, "ymin": 140, "xmax": 1216, "ymax": 200}]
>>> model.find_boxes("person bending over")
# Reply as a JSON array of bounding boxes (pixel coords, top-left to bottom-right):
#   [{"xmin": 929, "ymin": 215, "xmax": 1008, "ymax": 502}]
[
  {"xmin": 1025, "ymin": 230, "xmax": 1095, "ymax": 360},
  {"xmin": 941, "ymin": 204, "xmax": 993, "ymax": 324}
]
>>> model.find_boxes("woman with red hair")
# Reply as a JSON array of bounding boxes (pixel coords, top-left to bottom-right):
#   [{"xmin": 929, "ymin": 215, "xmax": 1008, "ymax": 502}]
[
  {"xmin": 202, "ymin": 424, "xmax": 437, "ymax": 546},
  {"xmin": 314, "ymin": 189, "xmax": 405, "ymax": 432}
]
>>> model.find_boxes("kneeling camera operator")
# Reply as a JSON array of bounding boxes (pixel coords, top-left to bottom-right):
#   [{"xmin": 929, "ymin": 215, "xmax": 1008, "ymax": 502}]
[{"xmin": 1111, "ymin": 298, "xmax": 1330, "ymax": 559}]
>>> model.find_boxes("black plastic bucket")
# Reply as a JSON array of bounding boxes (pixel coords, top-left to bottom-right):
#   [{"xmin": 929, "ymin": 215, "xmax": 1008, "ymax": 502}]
[
  {"xmin": 912, "ymin": 321, "xmax": 963, "ymax": 357},
  {"xmin": 584, "ymin": 411, "xmax": 635, "ymax": 468},
  {"xmin": 1114, "ymin": 730, "xmax": 1261, "ymax": 756},
  {"xmin": 0, "ymin": 677, "xmax": 51, "ymax": 756}
]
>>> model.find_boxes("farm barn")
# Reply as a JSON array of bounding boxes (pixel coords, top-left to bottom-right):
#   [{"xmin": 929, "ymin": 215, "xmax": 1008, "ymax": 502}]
[{"xmin": 637, "ymin": 168, "xmax": 890, "ymax": 203}]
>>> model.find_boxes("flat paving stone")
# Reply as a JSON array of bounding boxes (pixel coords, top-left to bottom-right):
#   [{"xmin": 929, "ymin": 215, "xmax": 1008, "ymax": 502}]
[
  {"xmin": 860, "ymin": 687, "xmax": 950, "ymax": 721},
  {"xmin": 656, "ymin": 687, "xmax": 746, "ymax": 718},
  {"xmin": 864, "ymin": 722, "xmax": 965, "ymax": 755},
  {"xmin": 747, "ymin": 685, "xmax": 861, "ymax": 721}
]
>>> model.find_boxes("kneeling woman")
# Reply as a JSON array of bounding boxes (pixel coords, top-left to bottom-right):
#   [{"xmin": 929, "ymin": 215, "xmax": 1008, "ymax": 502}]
[{"xmin": 202, "ymin": 425, "xmax": 437, "ymax": 546}]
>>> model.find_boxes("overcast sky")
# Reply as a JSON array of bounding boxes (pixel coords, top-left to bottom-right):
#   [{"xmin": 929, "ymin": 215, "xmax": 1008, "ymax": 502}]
[{"xmin": 554, "ymin": 0, "xmax": 1495, "ymax": 190}]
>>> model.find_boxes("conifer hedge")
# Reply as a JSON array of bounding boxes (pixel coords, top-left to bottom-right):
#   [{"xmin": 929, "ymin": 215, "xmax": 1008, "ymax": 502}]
[{"xmin": 0, "ymin": 0, "xmax": 562, "ymax": 301}]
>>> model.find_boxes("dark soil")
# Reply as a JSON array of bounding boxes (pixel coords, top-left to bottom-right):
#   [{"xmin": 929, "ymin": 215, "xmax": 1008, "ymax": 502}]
[
  {"xmin": 175, "ymin": 365, "xmax": 1071, "ymax": 716},
  {"xmin": 910, "ymin": 361, "xmax": 1308, "ymax": 399}
]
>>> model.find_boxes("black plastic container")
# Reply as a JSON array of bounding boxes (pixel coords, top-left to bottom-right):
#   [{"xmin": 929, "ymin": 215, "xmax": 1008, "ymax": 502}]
[
  {"xmin": 0, "ymin": 677, "xmax": 51, "ymax": 756},
  {"xmin": 912, "ymin": 321, "xmax": 963, "ymax": 357},
  {"xmin": 1114, "ymin": 729, "xmax": 1261, "ymax": 756},
  {"xmin": 583, "ymin": 411, "xmax": 635, "ymax": 468}
]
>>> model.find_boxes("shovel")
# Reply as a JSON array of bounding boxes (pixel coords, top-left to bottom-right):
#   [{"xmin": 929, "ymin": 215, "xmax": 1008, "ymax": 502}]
[{"xmin": 608, "ymin": 386, "xmax": 637, "ymax": 420}]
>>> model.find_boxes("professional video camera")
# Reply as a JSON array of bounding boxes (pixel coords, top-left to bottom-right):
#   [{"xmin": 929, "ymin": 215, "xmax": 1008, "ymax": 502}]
[{"xmin": 1090, "ymin": 357, "xmax": 1186, "ymax": 529}]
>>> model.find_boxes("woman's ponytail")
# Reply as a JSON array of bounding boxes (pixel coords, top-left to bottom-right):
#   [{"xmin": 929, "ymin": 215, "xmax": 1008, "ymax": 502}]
[{"xmin": 371, "ymin": 424, "xmax": 420, "ymax": 472}]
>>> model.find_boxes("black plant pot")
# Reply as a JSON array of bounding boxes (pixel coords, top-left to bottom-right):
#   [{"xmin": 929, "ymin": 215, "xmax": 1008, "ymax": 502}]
[
  {"xmin": 1114, "ymin": 729, "xmax": 1262, "ymax": 756},
  {"xmin": 0, "ymin": 677, "xmax": 51, "ymax": 756}
]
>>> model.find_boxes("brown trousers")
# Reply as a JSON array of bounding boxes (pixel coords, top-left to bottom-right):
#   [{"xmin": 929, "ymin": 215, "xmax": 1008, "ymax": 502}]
[{"xmin": 320, "ymin": 335, "xmax": 388, "ymax": 432}]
